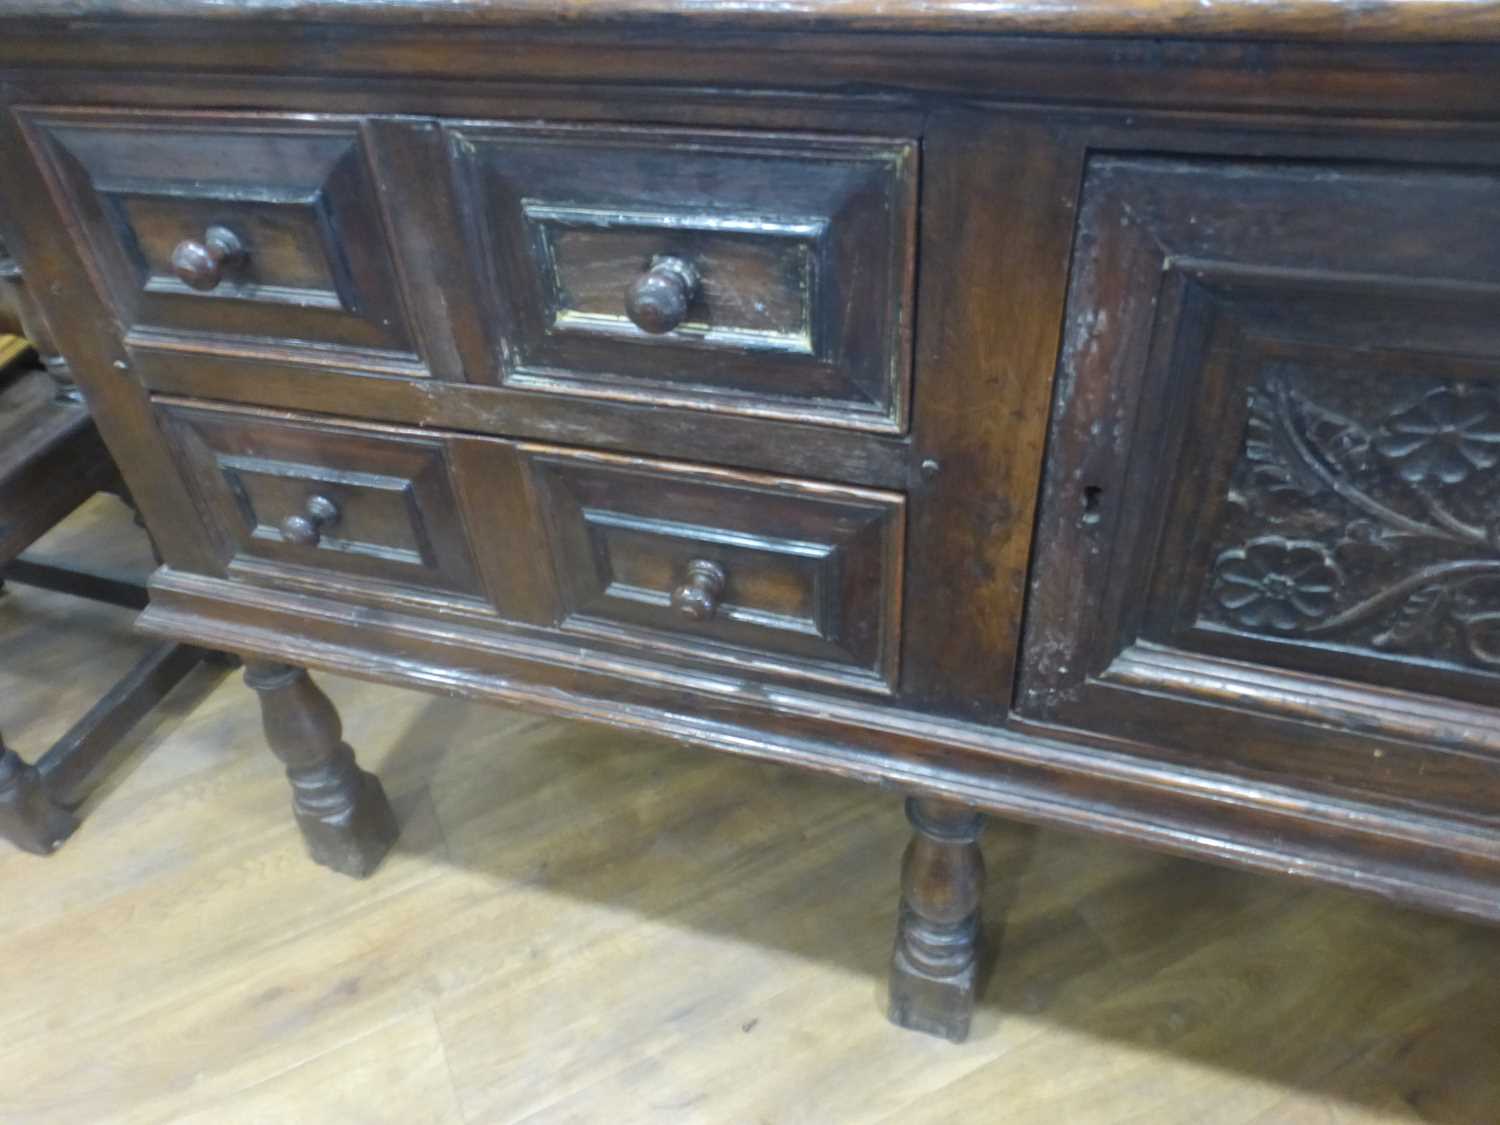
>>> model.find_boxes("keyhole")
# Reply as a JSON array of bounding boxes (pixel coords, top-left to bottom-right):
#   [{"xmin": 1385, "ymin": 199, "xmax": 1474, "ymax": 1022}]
[{"xmin": 1082, "ymin": 485, "xmax": 1104, "ymax": 526}]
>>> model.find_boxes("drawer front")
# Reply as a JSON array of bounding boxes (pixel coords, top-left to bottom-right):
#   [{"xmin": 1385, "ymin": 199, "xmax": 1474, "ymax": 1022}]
[
  {"xmin": 27, "ymin": 111, "xmax": 420, "ymax": 366},
  {"xmin": 523, "ymin": 447, "xmax": 905, "ymax": 691},
  {"xmin": 159, "ymin": 402, "xmax": 484, "ymax": 600},
  {"xmin": 1020, "ymin": 155, "xmax": 1500, "ymax": 819},
  {"xmin": 448, "ymin": 124, "xmax": 916, "ymax": 431}
]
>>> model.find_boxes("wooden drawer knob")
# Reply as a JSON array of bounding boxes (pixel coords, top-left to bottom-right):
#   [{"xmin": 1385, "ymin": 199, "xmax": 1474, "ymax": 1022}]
[
  {"xmin": 671, "ymin": 558, "xmax": 726, "ymax": 621},
  {"xmin": 279, "ymin": 494, "xmax": 340, "ymax": 547},
  {"xmin": 625, "ymin": 255, "xmax": 699, "ymax": 334},
  {"xmin": 171, "ymin": 225, "xmax": 247, "ymax": 291}
]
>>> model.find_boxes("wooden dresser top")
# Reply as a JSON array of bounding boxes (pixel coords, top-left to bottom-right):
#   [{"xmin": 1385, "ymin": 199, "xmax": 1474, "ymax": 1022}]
[{"xmin": 8, "ymin": 0, "xmax": 1500, "ymax": 41}]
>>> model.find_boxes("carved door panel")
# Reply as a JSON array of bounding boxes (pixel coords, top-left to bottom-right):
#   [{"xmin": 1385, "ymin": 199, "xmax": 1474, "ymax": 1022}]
[{"xmin": 1019, "ymin": 156, "xmax": 1500, "ymax": 821}]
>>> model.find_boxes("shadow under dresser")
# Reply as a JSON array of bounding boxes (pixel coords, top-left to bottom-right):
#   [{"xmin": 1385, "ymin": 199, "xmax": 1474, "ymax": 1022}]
[{"xmin": 2, "ymin": 0, "xmax": 1499, "ymax": 1042}]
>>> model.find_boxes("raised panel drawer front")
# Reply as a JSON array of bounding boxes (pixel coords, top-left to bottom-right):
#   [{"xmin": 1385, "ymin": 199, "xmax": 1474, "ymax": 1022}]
[
  {"xmin": 158, "ymin": 402, "xmax": 484, "ymax": 601},
  {"xmin": 447, "ymin": 123, "xmax": 917, "ymax": 431},
  {"xmin": 25, "ymin": 110, "xmax": 423, "ymax": 370},
  {"xmin": 1019, "ymin": 156, "xmax": 1500, "ymax": 820},
  {"xmin": 522, "ymin": 446, "xmax": 905, "ymax": 692}
]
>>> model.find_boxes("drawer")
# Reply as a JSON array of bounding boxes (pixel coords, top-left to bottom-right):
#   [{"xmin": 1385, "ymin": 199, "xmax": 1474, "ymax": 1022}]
[
  {"xmin": 448, "ymin": 123, "xmax": 916, "ymax": 431},
  {"xmin": 522, "ymin": 446, "xmax": 905, "ymax": 692},
  {"xmin": 1019, "ymin": 155, "xmax": 1500, "ymax": 820},
  {"xmin": 158, "ymin": 401, "xmax": 485, "ymax": 600},
  {"xmin": 26, "ymin": 111, "xmax": 420, "ymax": 367}
]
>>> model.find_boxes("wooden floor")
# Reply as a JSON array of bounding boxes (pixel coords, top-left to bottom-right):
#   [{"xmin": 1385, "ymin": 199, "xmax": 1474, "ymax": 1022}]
[{"xmin": 2, "ymin": 497, "xmax": 1498, "ymax": 1124}]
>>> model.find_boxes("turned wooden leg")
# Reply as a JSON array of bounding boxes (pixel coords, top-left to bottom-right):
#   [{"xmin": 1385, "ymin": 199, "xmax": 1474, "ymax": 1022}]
[
  {"xmin": 0, "ymin": 733, "xmax": 77, "ymax": 854},
  {"xmin": 888, "ymin": 796, "xmax": 986, "ymax": 1042},
  {"xmin": 245, "ymin": 661, "xmax": 398, "ymax": 878}
]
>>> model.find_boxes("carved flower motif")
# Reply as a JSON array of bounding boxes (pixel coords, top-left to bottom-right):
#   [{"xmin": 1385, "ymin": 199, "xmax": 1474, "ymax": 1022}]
[
  {"xmin": 1374, "ymin": 387, "xmax": 1500, "ymax": 485},
  {"xmin": 1212, "ymin": 537, "xmax": 1344, "ymax": 632}
]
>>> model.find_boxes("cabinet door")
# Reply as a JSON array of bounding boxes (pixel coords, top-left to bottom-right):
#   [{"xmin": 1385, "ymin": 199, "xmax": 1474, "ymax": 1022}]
[{"xmin": 1019, "ymin": 156, "xmax": 1500, "ymax": 820}]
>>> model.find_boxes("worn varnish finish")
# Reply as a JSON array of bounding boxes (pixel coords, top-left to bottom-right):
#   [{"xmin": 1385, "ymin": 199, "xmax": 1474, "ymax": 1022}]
[
  {"xmin": 522, "ymin": 445, "xmax": 906, "ymax": 693},
  {"xmin": 449, "ymin": 124, "xmax": 916, "ymax": 430},
  {"xmin": 1020, "ymin": 156, "xmax": 1500, "ymax": 821},
  {"xmin": 157, "ymin": 401, "xmax": 489, "ymax": 600},
  {"xmin": 10, "ymin": 0, "xmax": 1500, "ymax": 40},
  {"xmin": 2, "ymin": 0, "xmax": 1500, "ymax": 1047},
  {"xmin": 26, "ymin": 111, "xmax": 423, "ymax": 370}
]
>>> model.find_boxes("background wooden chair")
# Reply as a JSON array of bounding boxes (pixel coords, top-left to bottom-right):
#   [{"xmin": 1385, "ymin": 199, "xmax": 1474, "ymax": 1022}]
[{"xmin": 0, "ymin": 235, "xmax": 218, "ymax": 854}]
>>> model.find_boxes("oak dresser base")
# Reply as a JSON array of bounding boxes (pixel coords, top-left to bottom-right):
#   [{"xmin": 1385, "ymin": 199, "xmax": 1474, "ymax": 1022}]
[{"xmin": 6, "ymin": 0, "xmax": 1500, "ymax": 1045}]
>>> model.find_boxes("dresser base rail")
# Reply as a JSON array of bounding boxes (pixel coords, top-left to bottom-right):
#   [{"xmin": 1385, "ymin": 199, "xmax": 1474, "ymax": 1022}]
[{"xmin": 138, "ymin": 568, "xmax": 1500, "ymax": 928}]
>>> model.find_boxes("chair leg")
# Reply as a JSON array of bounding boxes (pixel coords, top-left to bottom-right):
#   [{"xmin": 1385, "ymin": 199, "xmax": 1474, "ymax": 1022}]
[
  {"xmin": 0, "ymin": 735, "xmax": 77, "ymax": 855},
  {"xmin": 244, "ymin": 661, "xmax": 398, "ymax": 878},
  {"xmin": 888, "ymin": 796, "xmax": 986, "ymax": 1042}
]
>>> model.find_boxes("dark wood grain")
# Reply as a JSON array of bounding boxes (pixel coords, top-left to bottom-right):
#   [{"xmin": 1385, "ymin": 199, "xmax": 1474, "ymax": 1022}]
[
  {"xmin": 449, "ymin": 122, "xmax": 915, "ymax": 431},
  {"xmin": 243, "ymin": 660, "xmax": 398, "ymax": 877},
  {"xmin": 5, "ymin": 0, "xmax": 1500, "ymax": 1047},
  {"xmin": 898, "ymin": 112, "xmax": 1084, "ymax": 720},
  {"xmin": 8, "ymin": 27, "xmax": 1500, "ymax": 123},
  {"xmin": 137, "ymin": 565, "xmax": 1500, "ymax": 926},
  {"xmin": 0, "ymin": 734, "xmax": 77, "ymax": 855},
  {"xmin": 37, "ymin": 640, "xmax": 206, "ymax": 805},
  {"xmin": 25, "ymin": 110, "xmax": 422, "ymax": 369},
  {"xmin": 1020, "ymin": 154, "xmax": 1500, "ymax": 821},
  {"xmin": 129, "ymin": 348, "xmax": 916, "ymax": 489},
  {"xmin": 888, "ymin": 797, "xmax": 986, "ymax": 1042},
  {"xmin": 7, "ymin": 0, "xmax": 1500, "ymax": 42},
  {"xmin": 157, "ymin": 400, "xmax": 488, "ymax": 602},
  {"xmin": 521, "ymin": 443, "xmax": 905, "ymax": 692}
]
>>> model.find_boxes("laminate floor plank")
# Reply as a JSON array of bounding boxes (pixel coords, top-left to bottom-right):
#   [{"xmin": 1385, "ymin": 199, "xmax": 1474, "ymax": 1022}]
[{"xmin": 133, "ymin": 1007, "xmax": 465, "ymax": 1125}]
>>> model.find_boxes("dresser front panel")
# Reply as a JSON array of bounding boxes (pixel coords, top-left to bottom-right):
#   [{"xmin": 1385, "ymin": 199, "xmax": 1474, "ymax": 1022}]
[
  {"xmin": 159, "ymin": 401, "xmax": 489, "ymax": 602},
  {"xmin": 1019, "ymin": 155, "xmax": 1500, "ymax": 820},
  {"xmin": 23, "ymin": 110, "xmax": 430, "ymax": 373},
  {"xmin": 523, "ymin": 445, "xmax": 905, "ymax": 692},
  {"xmin": 153, "ymin": 395, "xmax": 910, "ymax": 695},
  {"xmin": 447, "ymin": 123, "xmax": 917, "ymax": 432}
]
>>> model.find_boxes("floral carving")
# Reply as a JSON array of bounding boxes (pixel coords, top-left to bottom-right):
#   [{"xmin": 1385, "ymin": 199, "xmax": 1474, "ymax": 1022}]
[
  {"xmin": 1372, "ymin": 386, "xmax": 1500, "ymax": 486},
  {"xmin": 1204, "ymin": 368, "xmax": 1500, "ymax": 671},
  {"xmin": 1212, "ymin": 539, "xmax": 1343, "ymax": 632}
]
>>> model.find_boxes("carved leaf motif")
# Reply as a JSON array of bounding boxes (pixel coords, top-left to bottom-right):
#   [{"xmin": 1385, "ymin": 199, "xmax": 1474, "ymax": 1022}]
[
  {"xmin": 1205, "ymin": 366, "xmax": 1500, "ymax": 675},
  {"xmin": 1246, "ymin": 374, "xmax": 1374, "ymax": 498},
  {"xmin": 1244, "ymin": 382, "xmax": 1320, "ymax": 497},
  {"xmin": 1284, "ymin": 382, "xmax": 1375, "ymax": 487},
  {"xmin": 1371, "ymin": 585, "xmax": 1448, "ymax": 652}
]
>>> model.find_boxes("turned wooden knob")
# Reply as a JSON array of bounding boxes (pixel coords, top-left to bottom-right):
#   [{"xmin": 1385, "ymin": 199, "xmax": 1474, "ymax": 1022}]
[
  {"xmin": 624, "ymin": 255, "xmax": 699, "ymax": 334},
  {"xmin": 671, "ymin": 559, "xmax": 726, "ymax": 621},
  {"xmin": 171, "ymin": 225, "xmax": 247, "ymax": 291},
  {"xmin": 279, "ymin": 494, "xmax": 340, "ymax": 547}
]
